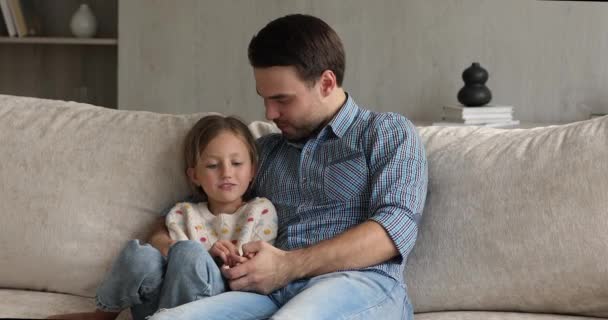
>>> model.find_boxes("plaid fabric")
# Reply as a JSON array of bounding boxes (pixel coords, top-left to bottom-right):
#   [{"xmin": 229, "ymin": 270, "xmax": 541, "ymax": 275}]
[{"xmin": 253, "ymin": 95, "xmax": 428, "ymax": 281}]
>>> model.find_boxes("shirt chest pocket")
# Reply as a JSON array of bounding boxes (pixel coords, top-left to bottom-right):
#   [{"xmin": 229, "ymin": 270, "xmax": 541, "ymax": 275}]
[{"xmin": 323, "ymin": 152, "xmax": 368, "ymax": 202}]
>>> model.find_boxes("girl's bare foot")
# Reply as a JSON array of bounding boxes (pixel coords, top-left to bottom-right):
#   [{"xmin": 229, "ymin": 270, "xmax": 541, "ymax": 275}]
[{"xmin": 47, "ymin": 309, "xmax": 120, "ymax": 320}]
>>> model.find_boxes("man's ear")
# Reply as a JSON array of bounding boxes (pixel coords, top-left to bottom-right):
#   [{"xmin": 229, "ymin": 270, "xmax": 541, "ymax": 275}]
[
  {"xmin": 318, "ymin": 70, "xmax": 337, "ymax": 97},
  {"xmin": 186, "ymin": 167, "xmax": 200, "ymax": 186}
]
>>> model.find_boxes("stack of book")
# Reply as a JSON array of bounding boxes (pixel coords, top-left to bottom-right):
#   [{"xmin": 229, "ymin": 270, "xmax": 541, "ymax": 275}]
[
  {"xmin": 0, "ymin": 0, "xmax": 39, "ymax": 37},
  {"xmin": 432, "ymin": 104, "xmax": 520, "ymax": 128}
]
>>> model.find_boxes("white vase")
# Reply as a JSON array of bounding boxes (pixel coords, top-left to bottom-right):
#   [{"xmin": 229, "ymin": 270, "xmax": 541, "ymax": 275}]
[{"xmin": 70, "ymin": 4, "xmax": 97, "ymax": 38}]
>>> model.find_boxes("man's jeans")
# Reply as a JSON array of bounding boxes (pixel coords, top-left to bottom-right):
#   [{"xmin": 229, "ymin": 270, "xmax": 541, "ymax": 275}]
[
  {"xmin": 95, "ymin": 239, "xmax": 225, "ymax": 320},
  {"xmin": 148, "ymin": 269, "xmax": 413, "ymax": 320}
]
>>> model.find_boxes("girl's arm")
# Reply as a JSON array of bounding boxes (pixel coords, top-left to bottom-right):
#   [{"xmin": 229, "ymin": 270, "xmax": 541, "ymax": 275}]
[
  {"xmin": 147, "ymin": 216, "xmax": 174, "ymax": 257},
  {"xmin": 251, "ymin": 199, "xmax": 278, "ymax": 244}
]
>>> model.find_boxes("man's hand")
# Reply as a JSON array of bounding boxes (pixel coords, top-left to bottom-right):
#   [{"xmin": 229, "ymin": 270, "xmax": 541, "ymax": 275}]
[{"xmin": 221, "ymin": 241, "xmax": 294, "ymax": 294}]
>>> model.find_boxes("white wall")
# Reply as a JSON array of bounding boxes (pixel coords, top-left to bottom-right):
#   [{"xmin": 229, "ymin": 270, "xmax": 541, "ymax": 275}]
[{"xmin": 119, "ymin": 0, "xmax": 608, "ymax": 123}]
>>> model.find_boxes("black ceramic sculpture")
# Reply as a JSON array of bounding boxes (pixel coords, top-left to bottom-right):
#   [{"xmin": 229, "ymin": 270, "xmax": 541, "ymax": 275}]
[{"xmin": 457, "ymin": 62, "xmax": 492, "ymax": 107}]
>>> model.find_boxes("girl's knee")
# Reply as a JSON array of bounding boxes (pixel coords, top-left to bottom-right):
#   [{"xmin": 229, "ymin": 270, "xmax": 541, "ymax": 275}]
[
  {"xmin": 116, "ymin": 239, "xmax": 164, "ymax": 274},
  {"xmin": 166, "ymin": 240, "xmax": 214, "ymax": 272},
  {"xmin": 168, "ymin": 240, "xmax": 209, "ymax": 260}
]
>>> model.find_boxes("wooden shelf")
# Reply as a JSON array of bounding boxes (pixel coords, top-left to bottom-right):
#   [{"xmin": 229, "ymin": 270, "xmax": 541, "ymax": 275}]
[
  {"xmin": 0, "ymin": 1, "xmax": 118, "ymax": 108},
  {"xmin": 0, "ymin": 37, "xmax": 117, "ymax": 45}
]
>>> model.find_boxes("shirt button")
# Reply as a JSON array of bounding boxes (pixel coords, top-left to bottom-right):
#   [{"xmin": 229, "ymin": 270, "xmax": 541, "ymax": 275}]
[{"xmin": 302, "ymin": 177, "xmax": 307, "ymax": 183}]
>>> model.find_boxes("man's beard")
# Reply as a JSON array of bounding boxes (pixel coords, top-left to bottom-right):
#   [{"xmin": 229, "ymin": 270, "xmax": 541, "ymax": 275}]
[{"xmin": 281, "ymin": 121, "xmax": 326, "ymax": 143}]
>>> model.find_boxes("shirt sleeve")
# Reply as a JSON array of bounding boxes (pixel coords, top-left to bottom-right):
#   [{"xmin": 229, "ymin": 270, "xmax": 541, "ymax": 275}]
[
  {"xmin": 165, "ymin": 202, "xmax": 189, "ymax": 241},
  {"xmin": 367, "ymin": 114, "xmax": 428, "ymax": 263}
]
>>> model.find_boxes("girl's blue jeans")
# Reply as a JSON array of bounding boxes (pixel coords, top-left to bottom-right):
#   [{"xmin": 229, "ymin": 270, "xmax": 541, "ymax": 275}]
[
  {"xmin": 97, "ymin": 239, "xmax": 413, "ymax": 320},
  {"xmin": 95, "ymin": 239, "xmax": 225, "ymax": 320}
]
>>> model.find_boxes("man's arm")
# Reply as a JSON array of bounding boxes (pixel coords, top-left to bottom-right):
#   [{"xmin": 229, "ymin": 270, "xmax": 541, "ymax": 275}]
[
  {"xmin": 289, "ymin": 220, "xmax": 398, "ymax": 277},
  {"xmin": 147, "ymin": 216, "xmax": 174, "ymax": 257},
  {"xmin": 223, "ymin": 220, "xmax": 399, "ymax": 293}
]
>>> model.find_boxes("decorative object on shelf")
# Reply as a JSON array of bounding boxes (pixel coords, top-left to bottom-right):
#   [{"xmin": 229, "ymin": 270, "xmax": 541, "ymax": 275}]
[
  {"xmin": 457, "ymin": 62, "xmax": 492, "ymax": 107},
  {"xmin": 70, "ymin": 3, "xmax": 97, "ymax": 38}
]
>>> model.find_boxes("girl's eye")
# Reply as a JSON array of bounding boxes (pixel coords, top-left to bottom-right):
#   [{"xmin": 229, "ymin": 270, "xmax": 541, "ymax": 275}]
[
  {"xmin": 232, "ymin": 162, "xmax": 243, "ymax": 166},
  {"xmin": 205, "ymin": 164, "xmax": 218, "ymax": 169}
]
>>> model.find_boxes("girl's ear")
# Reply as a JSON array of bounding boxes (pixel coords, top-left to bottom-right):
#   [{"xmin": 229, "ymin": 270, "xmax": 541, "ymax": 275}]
[{"xmin": 186, "ymin": 167, "xmax": 200, "ymax": 186}]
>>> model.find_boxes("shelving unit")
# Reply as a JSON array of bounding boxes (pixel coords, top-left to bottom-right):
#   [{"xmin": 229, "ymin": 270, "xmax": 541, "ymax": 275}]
[
  {"xmin": 0, "ymin": 0, "xmax": 118, "ymax": 108},
  {"xmin": 0, "ymin": 36, "xmax": 117, "ymax": 45}
]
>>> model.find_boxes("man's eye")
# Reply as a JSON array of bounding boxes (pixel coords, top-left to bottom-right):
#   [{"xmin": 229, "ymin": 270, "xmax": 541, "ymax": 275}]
[
  {"xmin": 277, "ymin": 98, "xmax": 290, "ymax": 105},
  {"xmin": 232, "ymin": 162, "xmax": 243, "ymax": 166},
  {"xmin": 206, "ymin": 164, "xmax": 218, "ymax": 169}
]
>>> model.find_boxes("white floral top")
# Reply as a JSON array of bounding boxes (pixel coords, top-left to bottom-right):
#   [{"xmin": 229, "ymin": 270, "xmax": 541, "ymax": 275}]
[{"xmin": 165, "ymin": 197, "xmax": 277, "ymax": 254}]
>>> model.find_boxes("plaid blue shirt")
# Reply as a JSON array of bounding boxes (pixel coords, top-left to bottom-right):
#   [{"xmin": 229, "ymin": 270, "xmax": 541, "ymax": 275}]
[{"xmin": 252, "ymin": 95, "xmax": 428, "ymax": 281}]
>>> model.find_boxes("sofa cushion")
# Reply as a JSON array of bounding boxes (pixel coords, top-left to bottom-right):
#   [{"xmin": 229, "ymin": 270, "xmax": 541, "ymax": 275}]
[
  {"xmin": 0, "ymin": 289, "xmax": 131, "ymax": 319},
  {"xmin": 407, "ymin": 117, "xmax": 608, "ymax": 317},
  {"xmin": 0, "ymin": 95, "xmax": 210, "ymax": 297},
  {"xmin": 415, "ymin": 311, "xmax": 604, "ymax": 320},
  {"xmin": 0, "ymin": 289, "xmax": 95, "ymax": 319}
]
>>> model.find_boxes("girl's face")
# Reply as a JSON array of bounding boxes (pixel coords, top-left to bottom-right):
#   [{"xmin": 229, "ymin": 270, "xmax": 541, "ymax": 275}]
[{"xmin": 187, "ymin": 130, "xmax": 255, "ymax": 215}]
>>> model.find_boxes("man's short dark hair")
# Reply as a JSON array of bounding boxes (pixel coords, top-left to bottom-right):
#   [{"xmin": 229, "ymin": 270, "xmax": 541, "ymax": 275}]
[{"xmin": 248, "ymin": 14, "xmax": 345, "ymax": 86}]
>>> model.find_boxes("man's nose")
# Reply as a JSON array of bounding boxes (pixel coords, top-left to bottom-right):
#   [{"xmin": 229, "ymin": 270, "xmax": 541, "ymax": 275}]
[{"xmin": 265, "ymin": 101, "xmax": 279, "ymax": 120}]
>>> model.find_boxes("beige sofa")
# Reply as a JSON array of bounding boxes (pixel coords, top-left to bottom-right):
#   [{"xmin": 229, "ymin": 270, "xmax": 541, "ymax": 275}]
[{"xmin": 1, "ymin": 94, "xmax": 606, "ymax": 319}]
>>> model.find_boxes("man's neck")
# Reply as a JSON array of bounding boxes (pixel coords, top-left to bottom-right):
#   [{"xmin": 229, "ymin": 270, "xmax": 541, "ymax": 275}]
[
  {"xmin": 319, "ymin": 88, "xmax": 347, "ymax": 129},
  {"xmin": 327, "ymin": 88, "xmax": 347, "ymax": 115},
  {"xmin": 286, "ymin": 88, "xmax": 347, "ymax": 145}
]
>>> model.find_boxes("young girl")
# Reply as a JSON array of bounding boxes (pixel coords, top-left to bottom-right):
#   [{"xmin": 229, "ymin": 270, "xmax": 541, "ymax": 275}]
[{"xmin": 49, "ymin": 115, "xmax": 277, "ymax": 320}]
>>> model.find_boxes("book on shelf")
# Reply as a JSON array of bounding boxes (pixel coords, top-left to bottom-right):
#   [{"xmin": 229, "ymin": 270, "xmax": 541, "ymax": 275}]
[
  {"xmin": 0, "ymin": 0, "xmax": 40, "ymax": 37},
  {"xmin": 0, "ymin": 0, "xmax": 16, "ymax": 37},
  {"xmin": 431, "ymin": 120, "xmax": 521, "ymax": 128},
  {"xmin": 0, "ymin": 4, "xmax": 7, "ymax": 35},
  {"xmin": 7, "ymin": 0, "xmax": 26, "ymax": 37},
  {"xmin": 441, "ymin": 116, "xmax": 514, "ymax": 125},
  {"xmin": 443, "ymin": 104, "xmax": 514, "ymax": 116},
  {"xmin": 442, "ymin": 112, "xmax": 513, "ymax": 120}
]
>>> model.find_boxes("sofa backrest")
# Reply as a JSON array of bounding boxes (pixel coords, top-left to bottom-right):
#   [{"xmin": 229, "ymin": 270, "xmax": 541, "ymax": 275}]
[
  {"xmin": 1, "ymin": 95, "xmax": 607, "ymax": 317},
  {"xmin": 0, "ymin": 95, "xmax": 209, "ymax": 296},
  {"xmin": 407, "ymin": 117, "xmax": 608, "ymax": 317}
]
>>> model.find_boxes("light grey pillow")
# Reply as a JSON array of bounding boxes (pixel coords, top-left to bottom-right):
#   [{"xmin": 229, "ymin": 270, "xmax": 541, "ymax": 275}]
[{"xmin": 406, "ymin": 116, "xmax": 608, "ymax": 317}]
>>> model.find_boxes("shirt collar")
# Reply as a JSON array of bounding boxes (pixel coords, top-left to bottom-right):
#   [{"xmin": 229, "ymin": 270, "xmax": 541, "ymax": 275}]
[
  {"xmin": 325, "ymin": 93, "xmax": 359, "ymax": 139},
  {"xmin": 285, "ymin": 93, "xmax": 359, "ymax": 149}
]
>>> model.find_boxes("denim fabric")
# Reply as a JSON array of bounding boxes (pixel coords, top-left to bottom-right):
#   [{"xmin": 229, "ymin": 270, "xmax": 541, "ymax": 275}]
[
  {"xmin": 95, "ymin": 239, "xmax": 225, "ymax": 320},
  {"xmin": 148, "ymin": 270, "xmax": 412, "ymax": 320}
]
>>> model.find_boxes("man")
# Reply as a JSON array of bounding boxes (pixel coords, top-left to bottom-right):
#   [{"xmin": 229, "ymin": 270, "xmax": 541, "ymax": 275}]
[{"xmin": 150, "ymin": 14, "xmax": 427, "ymax": 320}]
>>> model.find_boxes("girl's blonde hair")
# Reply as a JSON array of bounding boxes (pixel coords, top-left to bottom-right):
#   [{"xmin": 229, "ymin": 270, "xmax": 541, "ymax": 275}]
[{"xmin": 184, "ymin": 115, "xmax": 258, "ymax": 199}]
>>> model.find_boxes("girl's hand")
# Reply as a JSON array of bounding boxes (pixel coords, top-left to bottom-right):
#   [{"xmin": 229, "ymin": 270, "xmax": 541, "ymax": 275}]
[
  {"xmin": 209, "ymin": 240, "xmax": 240, "ymax": 265},
  {"xmin": 148, "ymin": 217, "xmax": 175, "ymax": 257},
  {"xmin": 226, "ymin": 252, "xmax": 250, "ymax": 268}
]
